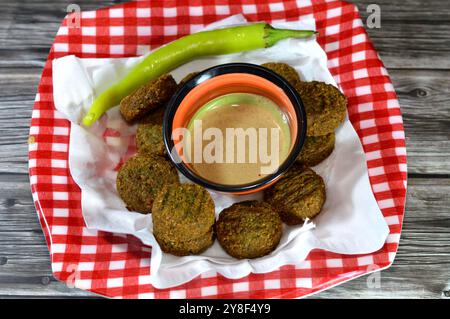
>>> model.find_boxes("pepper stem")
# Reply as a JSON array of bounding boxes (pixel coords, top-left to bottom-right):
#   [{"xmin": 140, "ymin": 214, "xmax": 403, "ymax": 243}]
[{"xmin": 264, "ymin": 25, "xmax": 317, "ymax": 47}]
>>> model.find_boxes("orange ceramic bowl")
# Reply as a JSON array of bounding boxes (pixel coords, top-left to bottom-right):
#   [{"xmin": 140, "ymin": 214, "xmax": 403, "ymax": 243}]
[{"xmin": 163, "ymin": 63, "xmax": 307, "ymax": 194}]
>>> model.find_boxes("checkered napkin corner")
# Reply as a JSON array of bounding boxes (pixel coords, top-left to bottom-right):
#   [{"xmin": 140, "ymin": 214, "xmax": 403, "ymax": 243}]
[{"xmin": 28, "ymin": 0, "xmax": 407, "ymax": 299}]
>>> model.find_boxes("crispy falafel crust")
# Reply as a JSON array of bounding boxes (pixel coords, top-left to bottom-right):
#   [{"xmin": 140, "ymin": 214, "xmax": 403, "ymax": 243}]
[
  {"xmin": 295, "ymin": 81, "xmax": 347, "ymax": 136},
  {"xmin": 264, "ymin": 164, "xmax": 326, "ymax": 225},
  {"xmin": 136, "ymin": 123, "xmax": 166, "ymax": 157},
  {"xmin": 215, "ymin": 201, "xmax": 282, "ymax": 259},
  {"xmin": 119, "ymin": 74, "xmax": 177, "ymax": 122},
  {"xmin": 261, "ymin": 62, "xmax": 301, "ymax": 86},
  {"xmin": 152, "ymin": 184, "xmax": 216, "ymax": 256},
  {"xmin": 116, "ymin": 155, "xmax": 178, "ymax": 214},
  {"xmin": 297, "ymin": 133, "xmax": 335, "ymax": 166}
]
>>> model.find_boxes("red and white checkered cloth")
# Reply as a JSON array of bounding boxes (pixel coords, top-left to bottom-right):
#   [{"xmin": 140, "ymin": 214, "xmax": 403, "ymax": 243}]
[{"xmin": 28, "ymin": 0, "xmax": 407, "ymax": 298}]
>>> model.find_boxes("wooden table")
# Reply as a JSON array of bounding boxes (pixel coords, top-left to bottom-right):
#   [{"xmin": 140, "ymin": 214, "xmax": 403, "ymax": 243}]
[{"xmin": 0, "ymin": 0, "xmax": 448, "ymax": 299}]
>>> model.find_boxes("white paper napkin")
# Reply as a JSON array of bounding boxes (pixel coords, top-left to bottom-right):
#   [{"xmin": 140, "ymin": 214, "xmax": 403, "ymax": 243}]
[{"xmin": 52, "ymin": 14, "xmax": 389, "ymax": 289}]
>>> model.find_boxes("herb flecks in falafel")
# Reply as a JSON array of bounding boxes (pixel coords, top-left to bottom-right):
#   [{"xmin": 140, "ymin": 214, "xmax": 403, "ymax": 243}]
[
  {"xmin": 216, "ymin": 201, "xmax": 282, "ymax": 259},
  {"xmin": 116, "ymin": 154, "xmax": 178, "ymax": 214},
  {"xmin": 156, "ymin": 231, "xmax": 214, "ymax": 256}
]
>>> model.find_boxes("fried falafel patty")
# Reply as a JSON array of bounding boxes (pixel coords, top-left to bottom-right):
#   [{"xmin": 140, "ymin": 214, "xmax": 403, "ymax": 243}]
[
  {"xmin": 261, "ymin": 62, "xmax": 301, "ymax": 86},
  {"xmin": 139, "ymin": 106, "xmax": 166, "ymax": 125},
  {"xmin": 156, "ymin": 231, "xmax": 214, "ymax": 256},
  {"xmin": 297, "ymin": 133, "xmax": 335, "ymax": 166},
  {"xmin": 116, "ymin": 155, "xmax": 178, "ymax": 214},
  {"xmin": 215, "ymin": 201, "xmax": 282, "ymax": 259},
  {"xmin": 136, "ymin": 123, "xmax": 165, "ymax": 157},
  {"xmin": 295, "ymin": 81, "xmax": 347, "ymax": 136},
  {"xmin": 152, "ymin": 184, "xmax": 215, "ymax": 256},
  {"xmin": 264, "ymin": 164, "xmax": 326, "ymax": 225},
  {"xmin": 178, "ymin": 72, "xmax": 199, "ymax": 88},
  {"xmin": 119, "ymin": 74, "xmax": 177, "ymax": 122}
]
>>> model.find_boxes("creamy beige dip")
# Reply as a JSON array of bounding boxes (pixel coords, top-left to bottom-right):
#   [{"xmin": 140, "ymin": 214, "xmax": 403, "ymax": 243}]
[{"xmin": 186, "ymin": 93, "xmax": 291, "ymax": 186}]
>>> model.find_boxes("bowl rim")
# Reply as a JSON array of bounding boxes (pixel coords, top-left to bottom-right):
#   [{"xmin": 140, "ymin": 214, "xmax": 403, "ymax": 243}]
[{"xmin": 163, "ymin": 62, "xmax": 307, "ymax": 193}]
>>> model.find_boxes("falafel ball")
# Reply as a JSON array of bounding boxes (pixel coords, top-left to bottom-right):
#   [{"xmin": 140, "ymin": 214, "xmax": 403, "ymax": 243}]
[
  {"xmin": 116, "ymin": 154, "xmax": 178, "ymax": 214},
  {"xmin": 156, "ymin": 230, "xmax": 214, "ymax": 256},
  {"xmin": 136, "ymin": 123, "xmax": 166, "ymax": 157},
  {"xmin": 139, "ymin": 106, "xmax": 166, "ymax": 126},
  {"xmin": 119, "ymin": 74, "xmax": 177, "ymax": 123},
  {"xmin": 295, "ymin": 81, "xmax": 347, "ymax": 136},
  {"xmin": 261, "ymin": 62, "xmax": 301, "ymax": 86},
  {"xmin": 152, "ymin": 184, "xmax": 216, "ymax": 255},
  {"xmin": 264, "ymin": 163, "xmax": 326, "ymax": 225},
  {"xmin": 297, "ymin": 133, "xmax": 335, "ymax": 166},
  {"xmin": 215, "ymin": 201, "xmax": 282, "ymax": 259}
]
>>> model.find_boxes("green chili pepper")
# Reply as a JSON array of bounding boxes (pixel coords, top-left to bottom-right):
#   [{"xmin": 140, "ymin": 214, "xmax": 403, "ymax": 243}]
[{"xmin": 82, "ymin": 23, "xmax": 316, "ymax": 126}]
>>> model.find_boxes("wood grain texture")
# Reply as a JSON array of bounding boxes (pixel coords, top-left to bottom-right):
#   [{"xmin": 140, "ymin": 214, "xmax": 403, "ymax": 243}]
[
  {"xmin": 0, "ymin": 0, "xmax": 448, "ymax": 299},
  {"xmin": 0, "ymin": 0, "xmax": 449, "ymax": 69}
]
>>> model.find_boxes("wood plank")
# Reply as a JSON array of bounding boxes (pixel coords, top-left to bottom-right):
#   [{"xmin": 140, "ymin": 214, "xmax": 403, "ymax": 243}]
[{"xmin": 0, "ymin": 177, "xmax": 448, "ymax": 298}]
